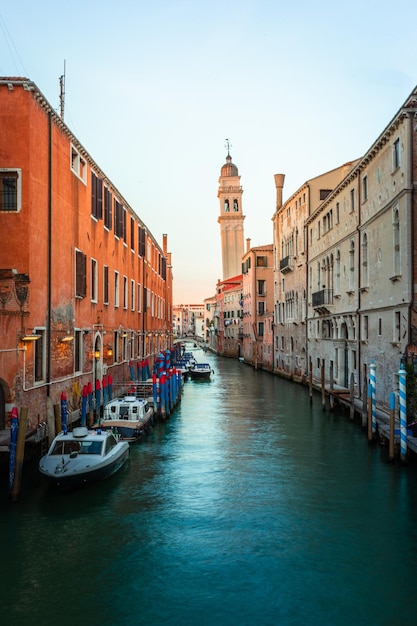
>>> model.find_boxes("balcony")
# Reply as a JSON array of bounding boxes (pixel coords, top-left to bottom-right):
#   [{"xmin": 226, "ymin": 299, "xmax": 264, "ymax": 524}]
[
  {"xmin": 312, "ymin": 288, "xmax": 333, "ymax": 314},
  {"xmin": 280, "ymin": 255, "xmax": 293, "ymax": 273}
]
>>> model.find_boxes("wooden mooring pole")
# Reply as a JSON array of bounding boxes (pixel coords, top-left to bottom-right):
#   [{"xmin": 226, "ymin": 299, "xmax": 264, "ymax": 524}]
[
  {"xmin": 349, "ymin": 372, "xmax": 355, "ymax": 420},
  {"xmin": 10, "ymin": 407, "xmax": 29, "ymax": 502},
  {"xmin": 309, "ymin": 356, "xmax": 313, "ymax": 403},
  {"xmin": 367, "ymin": 383, "xmax": 373, "ymax": 442},
  {"xmin": 329, "ymin": 362, "xmax": 334, "ymax": 410},
  {"xmin": 321, "ymin": 360, "xmax": 326, "ymax": 410},
  {"xmin": 389, "ymin": 392, "xmax": 395, "ymax": 462},
  {"xmin": 54, "ymin": 403, "xmax": 61, "ymax": 437}
]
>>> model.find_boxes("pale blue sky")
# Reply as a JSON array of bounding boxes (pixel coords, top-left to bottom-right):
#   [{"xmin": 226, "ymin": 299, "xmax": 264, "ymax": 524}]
[{"xmin": 1, "ymin": 0, "xmax": 416, "ymax": 302}]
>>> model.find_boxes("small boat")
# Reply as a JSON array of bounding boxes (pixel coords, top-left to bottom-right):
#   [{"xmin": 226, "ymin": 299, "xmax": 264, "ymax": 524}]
[
  {"xmin": 189, "ymin": 363, "xmax": 213, "ymax": 379},
  {"xmin": 39, "ymin": 427, "xmax": 129, "ymax": 489},
  {"xmin": 98, "ymin": 396, "xmax": 154, "ymax": 442}
]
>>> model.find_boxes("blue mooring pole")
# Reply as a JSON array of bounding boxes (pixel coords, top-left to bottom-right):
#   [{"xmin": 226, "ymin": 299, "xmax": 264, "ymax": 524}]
[
  {"xmin": 370, "ymin": 360, "xmax": 376, "ymax": 436},
  {"xmin": 398, "ymin": 365, "xmax": 407, "ymax": 462}
]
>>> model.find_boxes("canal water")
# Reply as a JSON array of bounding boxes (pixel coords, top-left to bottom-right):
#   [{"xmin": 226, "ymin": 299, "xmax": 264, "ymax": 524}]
[{"xmin": 1, "ymin": 351, "xmax": 417, "ymax": 626}]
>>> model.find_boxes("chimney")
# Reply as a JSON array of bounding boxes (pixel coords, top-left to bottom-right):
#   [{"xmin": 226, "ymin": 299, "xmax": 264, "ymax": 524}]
[
  {"xmin": 274, "ymin": 174, "xmax": 285, "ymax": 209},
  {"xmin": 246, "ymin": 238, "xmax": 251, "ymax": 253}
]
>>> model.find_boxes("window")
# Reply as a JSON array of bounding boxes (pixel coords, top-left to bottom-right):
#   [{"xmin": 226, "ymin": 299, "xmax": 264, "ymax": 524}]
[
  {"xmin": 0, "ymin": 169, "xmax": 21, "ymax": 212},
  {"xmin": 233, "ymin": 199, "xmax": 239, "ymax": 211},
  {"xmin": 393, "ymin": 138, "xmax": 401, "ymax": 169},
  {"xmin": 350, "ymin": 189, "xmax": 355, "ymax": 212},
  {"xmin": 362, "ymin": 234, "xmax": 369, "ymax": 287},
  {"xmin": 256, "ymin": 256, "xmax": 267, "ymax": 267},
  {"xmin": 258, "ymin": 280, "xmax": 265, "ymax": 295},
  {"xmin": 393, "ymin": 208, "xmax": 400, "ymax": 276},
  {"xmin": 114, "ymin": 199, "xmax": 126, "ymax": 239},
  {"xmin": 258, "ymin": 301, "xmax": 265, "ymax": 315},
  {"xmin": 394, "ymin": 311, "xmax": 401, "ymax": 343},
  {"xmin": 336, "ymin": 202, "xmax": 340, "ymax": 224},
  {"xmin": 34, "ymin": 329, "xmax": 46, "ymax": 383},
  {"xmin": 137, "ymin": 283, "xmax": 141, "ymax": 312},
  {"xmin": 103, "ymin": 266, "xmax": 109, "ymax": 305},
  {"xmin": 114, "ymin": 271, "xmax": 119, "ymax": 307},
  {"xmin": 224, "ymin": 199, "xmax": 230, "ymax": 212},
  {"xmin": 123, "ymin": 276, "xmax": 128, "ymax": 309},
  {"xmin": 349, "ymin": 240, "xmax": 355, "ymax": 291},
  {"xmin": 70, "ymin": 144, "xmax": 87, "ymax": 183},
  {"xmin": 319, "ymin": 189, "xmax": 332, "ymax": 201},
  {"xmin": 258, "ymin": 322, "xmax": 264, "ymax": 337},
  {"xmin": 139, "ymin": 226, "xmax": 146, "ymax": 257},
  {"xmin": 91, "ymin": 172, "xmax": 103, "ymax": 219},
  {"xmin": 75, "ymin": 249, "xmax": 86, "ymax": 298},
  {"xmin": 363, "ymin": 315, "xmax": 368, "ymax": 341},
  {"xmin": 104, "ymin": 187, "xmax": 112, "ymax": 230},
  {"xmin": 91, "ymin": 258, "xmax": 98, "ymax": 302},
  {"xmin": 362, "ymin": 175, "xmax": 368, "ymax": 202},
  {"xmin": 74, "ymin": 330, "xmax": 82, "ymax": 373},
  {"xmin": 130, "ymin": 217, "xmax": 135, "ymax": 251},
  {"xmin": 378, "ymin": 318, "xmax": 382, "ymax": 336},
  {"xmin": 131, "ymin": 279, "xmax": 135, "ymax": 311}
]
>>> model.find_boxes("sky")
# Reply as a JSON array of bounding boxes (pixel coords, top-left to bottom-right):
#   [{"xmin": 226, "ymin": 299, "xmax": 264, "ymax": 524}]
[{"xmin": 1, "ymin": 1, "xmax": 417, "ymax": 304}]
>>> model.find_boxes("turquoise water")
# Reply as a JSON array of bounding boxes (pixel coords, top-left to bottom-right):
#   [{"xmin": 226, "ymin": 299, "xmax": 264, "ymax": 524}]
[{"xmin": 1, "ymin": 353, "xmax": 417, "ymax": 625}]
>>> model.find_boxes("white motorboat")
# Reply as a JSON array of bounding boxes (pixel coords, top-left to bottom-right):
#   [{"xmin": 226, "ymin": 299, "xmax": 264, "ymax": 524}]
[
  {"xmin": 39, "ymin": 427, "xmax": 129, "ymax": 489},
  {"xmin": 189, "ymin": 363, "xmax": 213, "ymax": 380},
  {"xmin": 98, "ymin": 396, "xmax": 154, "ymax": 442}
]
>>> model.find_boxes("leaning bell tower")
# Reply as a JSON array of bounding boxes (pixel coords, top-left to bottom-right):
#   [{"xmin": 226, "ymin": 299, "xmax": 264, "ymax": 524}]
[{"xmin": 217, "ymin": 141, "xmax": 245, "ymax": 280}]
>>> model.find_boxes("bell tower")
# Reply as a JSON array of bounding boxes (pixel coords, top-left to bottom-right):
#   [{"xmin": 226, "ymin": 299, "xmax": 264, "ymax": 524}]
[{"xmin": 217, "ymin": 141, "xmax": 245, "ymax": 280}]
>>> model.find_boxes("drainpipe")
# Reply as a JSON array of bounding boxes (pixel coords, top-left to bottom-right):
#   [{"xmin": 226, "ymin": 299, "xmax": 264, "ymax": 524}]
[
  {"xmin": 407, "ymin": 111, "xmax": 414, "ymax": 348},
  {"xmin": 356, "ymin": 170, "xmax": 362, "ymax": 399},
  {"xmin": 305, "ymin": 183, "xmax": 311, "ymax": 380},
  {"xmin": 46, "ymin": 111, "xmax": 53, "ymax": 395}
]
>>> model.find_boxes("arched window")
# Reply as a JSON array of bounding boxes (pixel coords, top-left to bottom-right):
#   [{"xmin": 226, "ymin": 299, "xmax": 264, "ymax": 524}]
[
  {"xmin": 335, "ymin": 249, "xmax": 341, "ymax": 294},
  {"xmin": 393, "ymin": 208, "xmax": 400, "ymax": 276},
  {"xmin": 349, "ymin": 240, "xmax": 355, "ymax": 291},
  {"xmin": 362, "ymin": 233, "xmax": 369, "ymax": 287}
]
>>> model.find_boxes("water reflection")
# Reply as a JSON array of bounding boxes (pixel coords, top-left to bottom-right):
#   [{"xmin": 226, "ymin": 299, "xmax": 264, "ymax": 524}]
[{"xmin": 2, "ymin": 353, "xmax": 417, "ymax": 625}]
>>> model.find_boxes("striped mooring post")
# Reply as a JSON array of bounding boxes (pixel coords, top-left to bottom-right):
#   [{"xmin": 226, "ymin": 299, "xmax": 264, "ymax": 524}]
[
  {"xmin": 370, "ymin": 360, "xmax": 376, "ymax": 436},
  {"xmin": 398, "ymin": 365, "xmax": 407, "ymax": 461}
]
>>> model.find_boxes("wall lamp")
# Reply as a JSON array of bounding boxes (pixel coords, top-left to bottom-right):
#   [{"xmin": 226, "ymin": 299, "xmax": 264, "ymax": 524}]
[
  {"xmin": 21, "ymin": 334, "xmax": 40, "ymax": 342},
  {"xmin": 61, "ymin": 335, "xmax": 74, "ymax": 343},
  {"xmin": 94, "ymin": 350, "xmax": 100, "ymax": 360},
  {"xmin": 107, "ymin": 347, "xmax": 113, "ymax": 357}
]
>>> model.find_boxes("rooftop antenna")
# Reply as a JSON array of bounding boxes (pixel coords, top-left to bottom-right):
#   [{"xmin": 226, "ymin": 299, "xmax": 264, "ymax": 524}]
[
  {"xmin": 59, "ymin": 60, "xmax": 66, "ymax": 120},
  {"xmin": 225, "ymin": 138, "xmax": 232, "ymax": 157}
]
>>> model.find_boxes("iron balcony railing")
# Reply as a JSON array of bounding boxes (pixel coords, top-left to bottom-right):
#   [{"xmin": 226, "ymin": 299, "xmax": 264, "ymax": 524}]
[
  {"xmin": 312, "ymin": 288, "xmax": 333, "ymax": 308},
  {"xmin": 280, "ymin": 255, "xmax": 293, "ymax": 273}
]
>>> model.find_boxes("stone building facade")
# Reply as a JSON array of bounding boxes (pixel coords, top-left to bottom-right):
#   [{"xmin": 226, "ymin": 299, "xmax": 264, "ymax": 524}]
[{"xmin": 273, "ymin": 86, "xmax": 417, "ymax": 412}]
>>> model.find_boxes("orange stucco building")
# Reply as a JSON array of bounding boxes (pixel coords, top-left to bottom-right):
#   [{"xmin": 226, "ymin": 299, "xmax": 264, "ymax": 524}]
[{"xmin": 0, "ymin": 77, "xmax": 173, "ymax": 432}]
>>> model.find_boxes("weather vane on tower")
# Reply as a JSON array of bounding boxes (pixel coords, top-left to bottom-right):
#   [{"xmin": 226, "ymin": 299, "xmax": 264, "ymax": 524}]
[{"xmin": 225, "ymin": 138, "xmax": 232, "ymax": 157}]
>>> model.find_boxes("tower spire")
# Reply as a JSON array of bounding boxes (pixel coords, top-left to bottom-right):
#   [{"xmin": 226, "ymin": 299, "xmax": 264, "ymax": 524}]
[
  {"xmin": 224, "ymin": 138, "xmax": 232, "ymax": 158},
  {"xmin": 217, "ymin": 147, "xmax": 245, "ymax": 280}
]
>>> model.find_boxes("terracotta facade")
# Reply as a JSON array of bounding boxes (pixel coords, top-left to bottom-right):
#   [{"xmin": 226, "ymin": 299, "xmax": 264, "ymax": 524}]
[{"xmin": 0, "ymin": 77, "xmax": 173, "ymax": 430}]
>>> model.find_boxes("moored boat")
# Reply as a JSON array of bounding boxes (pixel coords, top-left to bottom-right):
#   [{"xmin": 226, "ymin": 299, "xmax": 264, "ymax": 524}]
[
  {"xmin": 39, "ymin": 427, "xmax": 129, "ymax": 489},
  {"xmin": 98, "ymin": 396, "xmax": 154, "ymax": 442},
  {"xmin": 189, "ymin": 363, "xmax": 213, "ymax": 379}
]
